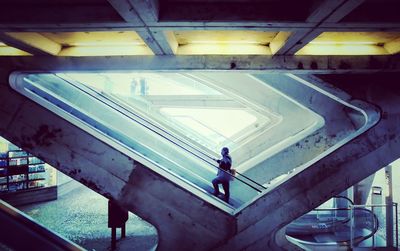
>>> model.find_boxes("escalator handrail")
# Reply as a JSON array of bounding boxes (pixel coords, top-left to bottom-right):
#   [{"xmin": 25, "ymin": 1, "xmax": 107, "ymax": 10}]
[
  {"xmin": 102, "ymin": 85, "xmax": 267, "ymax": 190},
  {"xmin": 59, "ymin": 74, "xmax": 266, "ymax": 192},
  {"xmin": 333, "ymin": 195, "xmax": 355, "ymax": 205},
  {"xmin": 287, "ymin": 206, "xmax": 379, "ymax": 247},
  {"xmin": 349, "ymin": 207, "xmax": 379, "ymax": 244}
]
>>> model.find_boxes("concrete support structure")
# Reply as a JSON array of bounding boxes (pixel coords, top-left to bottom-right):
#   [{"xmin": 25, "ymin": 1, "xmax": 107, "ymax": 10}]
[
  {"xmin": 385, "ymin": 165, "xmax": 394, "ymax": 247},
  {"xmin": 0, "ymin": 58, "xmax": 399, "ymax": 250},
  {"xmin": 0, "ymin": 0, "xmax": 399, "ymax": 249}
]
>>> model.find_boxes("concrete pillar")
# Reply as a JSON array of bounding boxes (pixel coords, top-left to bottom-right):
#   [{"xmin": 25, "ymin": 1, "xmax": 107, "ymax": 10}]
[
  {"xmin": 353, "ymin": 173, "xmax": 375, "ymax": 205},
  {"xmin": 385, "ymin": 165, "xmax": 394, "ymax": 247},
  {"xmin": 334, "ymin": 189, "xmax": 352, "ymax": 218}
]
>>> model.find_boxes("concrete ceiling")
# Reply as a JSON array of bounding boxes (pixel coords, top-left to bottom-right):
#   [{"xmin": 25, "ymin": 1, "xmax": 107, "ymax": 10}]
[{"xmin": 0, "ymin": 0, "xmax": 399, "ymax": 72}]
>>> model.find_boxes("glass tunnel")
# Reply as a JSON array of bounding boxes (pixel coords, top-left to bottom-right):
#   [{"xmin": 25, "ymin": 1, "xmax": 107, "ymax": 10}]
[{"xmin": 9, "ymin": 72, "xmax": 373, "ymax": 211}]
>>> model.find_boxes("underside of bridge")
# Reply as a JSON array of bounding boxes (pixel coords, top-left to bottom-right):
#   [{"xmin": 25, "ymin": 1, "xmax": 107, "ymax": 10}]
[{"xmin": 0, "ymin": 1, "xmax": 400, "ymax": 251}]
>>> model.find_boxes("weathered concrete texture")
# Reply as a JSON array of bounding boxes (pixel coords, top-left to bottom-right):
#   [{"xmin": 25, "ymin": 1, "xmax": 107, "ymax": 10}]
[
  {"xmin": 120, "ymin": 164, "xmax": 236, "ymax": 251},
  {"xmin": 242, "ymin": 73, "xmax": 360, "ymax": 184},
  {"xmin": 214, "ymin": 74, "xmax": 400, "ymax": 250},
  {"xmin": 0, "ymin": 84, "xmax": 24, "ymax": 133},
  {"xmin": 0, "ymin": 72, "xmax": 237, "ymax": 251},
  {"xmin": 0, "ymin": 68, "xmax": 399, "ymax": 251},
  {"xmin": 0, "ymin": 55, "xmax": 399, "ymax": 73},
  {"xmin": 0, "ymin": 88, "xmax": 130, "ymax": 200}
]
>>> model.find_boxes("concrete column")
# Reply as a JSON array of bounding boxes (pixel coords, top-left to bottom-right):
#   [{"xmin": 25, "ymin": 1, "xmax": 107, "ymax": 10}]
[
  {"xmin": 353, "ymin": 173, "xmax": 375, "ymax": 205},
  {"xmin": 335, "ymin": 189, "xmax": 352, "ymax": 218},
  {"xmin": 385, "ymin": 165, "xmax": 394, "ymax": 247}
]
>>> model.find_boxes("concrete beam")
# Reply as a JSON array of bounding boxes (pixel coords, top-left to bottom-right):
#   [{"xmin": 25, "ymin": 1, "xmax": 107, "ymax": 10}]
[
  {"xmin": 283, "ymin": 29, "xmax": 323, "ymax": 55},
  {"xmin": 272, "ymin": 0, "xmax": 347, "ymax": 55},
  {"xmin": 0, "ymin": 32, "xmax": 60, "ymax": 56},
  {"xmin": 0, "ymin": 55, "xmax": 398, "ymax": 73},
  {"xmin": 325, "ymin": 0, "xmax": 366, "ymax": 22},
  {"xmin": 107, "ymin": 0, "xmax": 144, "ymax": 24},
  {"xmin": 272, "ymin": 30, "xmax": 312, "ymax": 55},
  {"xmin": 134, "ymin": 29, "xmax": 178, "ymax": 55},
  {"xmin": 306, "ymin": 0, "xmax": 347, "ymax": 23},
  {"xmin": 148, "ymin": 30, "xmax": 178, "ymax": 55},
  {"xmin": 280, "ymin": 0, "xmax": 366, "ymax": 55},
  {"xmin": 321, "ymin": 22, "xmax": 400, "ymax": 29},
  {"xmin": 135, "ymin": 29, "xmax": 164, "ymax": 55},
  {"xmin": 129, "ymin": 0, "xmax": 159, "ymax": 23},
  {"xmin": 0, "ymin": 23, "xmax": 399, "ymax": 33}
]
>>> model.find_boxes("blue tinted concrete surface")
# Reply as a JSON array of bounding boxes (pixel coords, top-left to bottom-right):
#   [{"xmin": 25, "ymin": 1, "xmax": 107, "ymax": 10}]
[{"xmin": 17, "ymin": 174, "xmax": 158, "ymax": 251}]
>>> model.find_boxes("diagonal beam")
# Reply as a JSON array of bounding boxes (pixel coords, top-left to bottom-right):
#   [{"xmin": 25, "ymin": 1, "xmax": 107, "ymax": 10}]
[
  {"xmin": 306, "ymin": 0, "xmax": 347, "ymax": 23},
  {"xmin": 149, "ymin": 30, "xmax": 178, "ymax": 55},
  {"xmin": 128, "ymin": 0, "xmax": 159, "ymax": 24},
  {"xmin": 0, "ymin": 32, "xmax": 60, "ymax": 56},
  {"xmin": 273, "ymin": 0, "xmax": 347, "ymax": 55},
  {"xmin": 136, "ymin": 29, "xmax": 177, "ymax": 55},
  {"xmin": 106, "ymin": 0, "xmax": 143, "ymax": 24},
  {"xmin": 271, "ymin": 30, "xmax": 311, "ymax": 56},
  {"xmin": 282, "ymin": 29, "xmax": 324, "ymax": 56},
  {"xmin": 135, "ymin": 29, "xmax": 164, "ymax": 55},
  {"xmin": 282, "ymin": 0, "xmax": 366, "ymax": 55},
  {"xmin": 128, "ymin": 1, "xmax": 175, "ymax": 55},
  {"xmin": 325, "ymin": 0, "xmax": 366, "ymax": 22}
]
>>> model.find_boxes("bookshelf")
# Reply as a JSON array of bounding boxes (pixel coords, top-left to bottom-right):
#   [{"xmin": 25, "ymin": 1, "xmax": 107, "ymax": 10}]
[{"xmin": 0, "ymin": 142, "xmax": 57, "ymax": 206}]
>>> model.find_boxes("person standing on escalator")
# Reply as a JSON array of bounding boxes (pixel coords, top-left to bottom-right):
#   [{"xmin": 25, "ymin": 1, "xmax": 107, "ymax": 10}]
[{"xmin": 212, "ymin": 147, "xmax": 232, "ymax": 204}]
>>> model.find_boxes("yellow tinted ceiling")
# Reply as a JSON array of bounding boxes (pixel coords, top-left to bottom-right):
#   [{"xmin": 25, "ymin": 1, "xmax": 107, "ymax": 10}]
[
  {"xmin": 174, "ymin": 30, "xmax": 278, "ymax": 45},
  {"xmin": 172, "ymin": 30, "xmax": 279, "ymax": 55},
  {"xmin": 311, "ymin": 32, "xmax": 400, "ymax": 44},
  {"xmin": 1, "ymin": 31, "xmax": 399, "ymax": 56},
  {"xmin": 3, "ymin": 31, "xmax": 153, "ymax": 56},
  {"xmin": 297, "ymin": 32, "xmax": 400, "ymax": 55},
  {"xmin": 0, "ymin": 41, "xmax": 31, "ymax": 56},
  {"xmin": 40, "ymin": 31, "xmax": 145, "ymax": 46}
]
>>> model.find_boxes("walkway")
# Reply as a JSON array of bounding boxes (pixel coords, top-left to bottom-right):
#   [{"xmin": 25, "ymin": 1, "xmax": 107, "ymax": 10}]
[{"xmin": 17, "ymin": 174, "xmax": 158, "ymax": 251}]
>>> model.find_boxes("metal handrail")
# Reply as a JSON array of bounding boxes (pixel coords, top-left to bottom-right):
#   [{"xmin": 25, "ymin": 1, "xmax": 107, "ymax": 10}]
[{"xmin": 287, "ymin": 205, "xmax": 379, "ymax": 247}]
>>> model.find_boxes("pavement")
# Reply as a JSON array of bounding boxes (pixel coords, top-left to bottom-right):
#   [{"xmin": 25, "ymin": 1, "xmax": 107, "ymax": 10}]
[{"xmin": 17, "ymin": 175, "xmax": 158, "ymax": 251}]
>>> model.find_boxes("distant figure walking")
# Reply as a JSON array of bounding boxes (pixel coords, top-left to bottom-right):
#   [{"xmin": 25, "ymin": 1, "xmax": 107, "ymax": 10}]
[{"xmin": 212, "ymin": 147, "xmax": 232, "ymax": 203}]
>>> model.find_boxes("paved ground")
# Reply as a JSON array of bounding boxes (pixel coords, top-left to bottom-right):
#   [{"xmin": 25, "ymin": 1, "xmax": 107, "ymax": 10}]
[{"xmin": 17, "ymin": 176, "xmax": 158, "ymax": 251}]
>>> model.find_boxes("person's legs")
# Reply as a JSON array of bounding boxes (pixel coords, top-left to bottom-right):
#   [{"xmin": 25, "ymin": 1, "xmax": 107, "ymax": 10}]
[
  {"xmin": 222, "ymin": 181, "xmax": 230, "ymax": 203},
  {"xmin": 212, "ymin": 177, "xmax": 221, "ymax": 195}
]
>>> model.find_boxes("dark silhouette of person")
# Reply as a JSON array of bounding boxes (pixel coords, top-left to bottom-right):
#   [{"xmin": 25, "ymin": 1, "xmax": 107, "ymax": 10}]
[
  {"xmin": 212, "ymin": 147, "xmax": 232, "ymax": 203},
  {"xmin": 108, "ymin": 199, "xmax": 128, "ymax": 250}
]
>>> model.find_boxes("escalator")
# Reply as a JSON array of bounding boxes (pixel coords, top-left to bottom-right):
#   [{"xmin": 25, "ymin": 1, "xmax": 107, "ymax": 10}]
[
  {"xmin": 0, "ymin": 199, "xmax": 85, "ymax": 251},
  {"xmin": 11, "ymin": 72, "xmax": 264, "ymax": 208},
  {"xmin": 0, "ymin": 70, "xmax": 398, "ymax": 251},
  {"xmin": 286, "ymin": 196, "xmax": 379, "ymax": 250}
]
